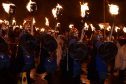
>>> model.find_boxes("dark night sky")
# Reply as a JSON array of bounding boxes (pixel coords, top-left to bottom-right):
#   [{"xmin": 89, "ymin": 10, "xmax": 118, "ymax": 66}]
[{"xmin": 0, "ymin": 0, "xmax": 126, "ymax": 30}]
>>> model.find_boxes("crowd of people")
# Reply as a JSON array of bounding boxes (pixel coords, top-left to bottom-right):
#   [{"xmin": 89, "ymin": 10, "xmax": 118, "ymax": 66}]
[{"xmin": 0, "ymin": 21, "xmax": 126, "ymax": 84}]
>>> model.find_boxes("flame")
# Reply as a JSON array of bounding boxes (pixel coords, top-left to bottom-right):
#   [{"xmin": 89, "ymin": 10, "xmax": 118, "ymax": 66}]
[
  {"xmin": 2, "ymin": 3, "xmax": 15, "ymax": 14},
  {"xmin": 20, "ymin": 25, "xmax": 23, "ymax": 29},
  {"xmin": 99, "ymin": 24, "xmax": 104, "ymax": 29},
  {"xmin": 0, "ymin": 20, "xmax": 3, "ymax": 23},
  {"xmin": 123, "ymin": 27, "xmax": 126, "ymax": 33},
  {"xmin": 80, "ymin": 2, "xmax": 89, "ymax": 18},
  {"xmin": 40, "ymin": 28, "xmax": 45, "ymax": 32},
  {"xmin": 115, "ymin": 26, "xmax": 120, "ymax": 32},
  {"xmin": 90, "ymin": 24, "xmax": 95, "ymax": 31},
  {"xmin": 109, "ymin": 4, "xmax": 119, "ymax": 15},
  {"xmin": 12, "ymin": 18, "xmax": 16, "ymax": 25},
  {"xmin": 69, "ymin": 24, "xmax": 74, "ymax": 29},
  {"xmin": 23, "ymin": 20, "xmax": 27, "ymax": 25},
  {"xmin": 84, "ymin": 22, "xmax": 89, "ymax": 30},
  {"xmin": 106, "ymin": 26, "xmax": 111, "ymax": 31},
  {"xmin": 56, "ymin": 22, "xmax": 60, "ymax": 27},
  {"xmin": 45, "ymin": 17, "xmax": 49, "ymax": 26},
  {"xmin": 33, "ymin": 18, "xmax": 36, "ymax": 24},
  {"xmin": 26, "ymin": 0, "xmax": 36, "ymax": 12},
  {"xmin": 52, "ymin": 3, "xmax": 63, "ymax": 18},
  {"xmin": 35, "ymin": 27, "xmax": 39, "ymax": 31}
]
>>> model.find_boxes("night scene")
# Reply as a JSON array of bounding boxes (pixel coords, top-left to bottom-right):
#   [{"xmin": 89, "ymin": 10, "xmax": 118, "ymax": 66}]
[{"xmin": 0, "ymin": 0, "xmax": 126, "ymax": 84}]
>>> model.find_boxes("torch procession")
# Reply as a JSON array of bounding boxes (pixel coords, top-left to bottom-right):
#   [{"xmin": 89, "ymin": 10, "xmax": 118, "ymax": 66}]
[
  {"xmin": 109, "ymin": 4, "xmax": 119, "ymax": 41},
  {"xmin": 0, "ymin": 0, "xmax": 126, "ymax": 84}
]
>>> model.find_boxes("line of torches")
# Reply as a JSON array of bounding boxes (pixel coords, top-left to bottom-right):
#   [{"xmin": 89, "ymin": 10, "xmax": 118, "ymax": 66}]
[{"xmin": 1, "ymin": 0, "xmax": 123, "ymax": 37}]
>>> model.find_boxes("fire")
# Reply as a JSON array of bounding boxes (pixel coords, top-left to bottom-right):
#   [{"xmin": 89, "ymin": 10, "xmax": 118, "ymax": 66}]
[
  {"xmin": 56, "ymin": 22, "xmax": 60, "ymax": 27},
  {"xmin": 40, "ymin": 28, "xmax": 45, "ymax": 32},
  {"xmin": 80, "ymin": 2, "xmax": 89, "ymax": 18},
  {"xmin": 106, "ymin": 26, "xmax": 111, "ymax": 31},
  {"xmin": 109, "ymin": 4, "xmax": 119, "ymax": 15},
  {"xmin": 33, "ymin": 18, "xmax": 36, "ymax": 25},
  {"xmin": 90, "ymin": 24, "xmax": 95, "ymax": 31},
  {"xmin": 84, "ymin": 22, "xmax": 89, "ymax": 30},
  {"xmin": 45, "ymin": 17, "xmax": 49, "ymax": 26},
  {"xmin": 23, "ymin": 20, "xmax": 27, "ymax": 25},
  {"xmin": 69, "ymin": 24, "xmax": 74, "ymax": 29},
  {"xmin": 52, "ymin": 3, "xmax": 63, "ymax": 19},
  {"xmin": 12, "ymin": 18, "xmax": 16, "ymax": 25},
  {"xmin": 123, "ymin": 27, "xmax": 126, "ymax": 33},
  {"xmin": 0, "ymin": 20, "xmax": 3, "ymax": 23},
  {"xmin": 2, "ymin": 3, "xmax": 15, "ymax": 14},
  {"xmin": 99, "ymin": 24, "xmax": 104, "ymax": 30},
  {"xmin": 115, "ymin": 26, "xmax": 120, "ymax": 32},
  {"xmin": 26, "ymin": 0, "xmax": 36, "ymax": 12}
]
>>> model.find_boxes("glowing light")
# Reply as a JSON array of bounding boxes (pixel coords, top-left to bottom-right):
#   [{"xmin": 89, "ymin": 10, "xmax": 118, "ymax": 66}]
[
  {"xmin": 99, "ymin": 24, "xmax": 104, "ymax": 30},
  {"xmin": 106, "ymin": 26, "xmax": 111, "ymax": 31},
  {"xmin": 23, "ymin": 20, "xmax": 27, "ymax": 25},
  {"xmin": 35, "ymin": 27, "xmax": 39, "ymax": 31},
  {"xmin": 56, "ymin": 22, "xmax": 60, "ymax": 27},
  {"xmin": 90, "ymin": 24, "xmax": 95, "ymax": 31},
  {"xmin": 33, "ymin": 18, "xmax": 36, "ymax": 25},
  {"xmin": 26, "ymin": 0, "xmax": 36, "ymax": 12},
  {"xmin": 0, "ymin": 20, "xmax": 3, "ymax": 23},
  {"xmin": 80, "ymin": 2, "xmax": 89, "ymax": 18},
  {"xmin": 84, "ymin": 22, "xmax": 89, "ymax": 30},
  {"xmin": 109, "ymin": 4, "xmax": 119, "ymax": 15},
  {"xmin": 2, "ymin": 3, "xmax": 15, "ymax": 14},
  {"xmin": 52, "ymin": 3, "xmax": 63, "ymax": 19},
  {"xmin": 45, "ymin": 17, "xmax": 49, "ymax": 26},
  {"xmin": 40, "ymin": 28, "xmax": 45, "ymax": 32},
  {"xmin": 12, "ymin": 18, "xmax": 16, "ymax": 25},
  {"xmin": 115, "ymin": 26, "xmax": 120, "ymax": 32},
  {"xmin": 69, "ymin": 24, "xmax": 74, "ymax": 29},
  {"xmin": 123, "ymin": 27, "xmax": 126, "ymax": 33}
]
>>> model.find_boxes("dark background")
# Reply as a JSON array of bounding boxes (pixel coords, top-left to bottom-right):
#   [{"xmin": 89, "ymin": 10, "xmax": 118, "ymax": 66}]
[{"xmin": 0, "ymin": 0, "xmax": 126, "ymax": 31}]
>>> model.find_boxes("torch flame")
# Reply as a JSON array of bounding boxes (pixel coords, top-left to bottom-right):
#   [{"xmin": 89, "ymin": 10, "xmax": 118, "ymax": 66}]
[
  {"xmin": 80, "ymin": 2, "xmax": 89, "ymax": 18},
  {"xmin": 56, "ymin": 22, "xmax": 60, "ymax": 27},
  {"xmin": 69, "ymin": 24, "xmax": 74, "ymax": 29},
  {"xmin": 12, "ymin": 18, "xmax": 16, "ymax": 25},
  {"xmin": 26, "ymin": 0, "xmax": 36, "ymax": 12},
  {"xmin": 106, "ymin": 26, "xmax": 111, "ymax": 31},
  {"xmin": 40, "ymin": 28, "xmax": 45, "ymax": 32},
  {"xmin": 115, "ymin": 26, "xmax": 120, "ymax": 32},
  {"xmin": 2, "ymin": 3, "xmax": 15, "ymax": 14},
  {"xmin": 99, "ymin": 24, "xmax": 104, "ymax": 30},
  {"xmin": 123, "ymin": 27, "xmax": 126, "ymax": 33},
  {"xmin": 45, "ymin": 17, "xmax": 49, "ymax": 26},
  {"xmin": 109, "ymin": 4, "xmax": 119, "ymax": 15},
  {"xmin": 90, "ymin": 24, "xmax": 95, "ymax": 31},
  {"xmin": 33, "ymin": 18, "xmax": 36, "ymax": 24},
  {"xmin": 84, "ymin": 22, "xmax": 89, "ymax": 30},
  {"xmin": 52, "ymin": 3, "xmax": 63, "ymax": 19}
]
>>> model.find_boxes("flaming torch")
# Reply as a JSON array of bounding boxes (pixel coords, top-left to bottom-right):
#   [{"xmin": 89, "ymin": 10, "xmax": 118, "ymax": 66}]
[
  {"xmin": 52, "ymin": 3, "xmax": 63, "ymax": 19},
  {"xmin": 26, "ymin": 0, "xmax": 37, "ymax": 35},
  {"xmin": 109, "ymin": 4, "xmax": 119, "ymax": 40},
  {"xmin": 80, "ymin": 2, "xmax": 89, "ymax": 42},
  {"xmin": 80, "ymin": 2, "xmax": 89, "ymax": 18},
  {"xmin": 2, "ymin": 3, "xmax": 16, "ymax": 26},
  {"xmin": 45, "ymin": 17, "xmax": 49, "ymax": 27},
  {"xmin": 52, "ymin": 3, "xmax": 63, "ymax": 32}
]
